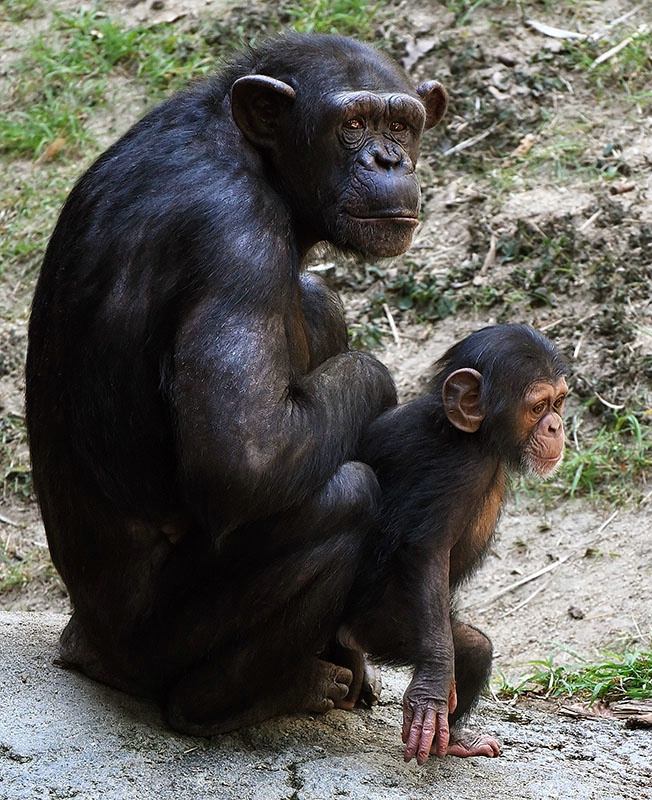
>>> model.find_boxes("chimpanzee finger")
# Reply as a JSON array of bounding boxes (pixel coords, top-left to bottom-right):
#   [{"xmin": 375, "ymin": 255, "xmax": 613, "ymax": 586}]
[
  {"xmin": 448, "ymin": 679, "xmax": 458, "ymax": 714},
  {"xmin": 402, "ymin": 706, "xmax": 425, "ymax": 761},
  {"xmin": 401, "ymin": 703, "xmax": 415, "ymax": 744},
  {"xmin": 432, "ymin": 707, "xmax": 451, "ymax": 759},
  {"xmin": 403, "ymin": 705, "xmax": 435, "ymax": 763},
  {"xmin": 415, "ymin": 706, "xmax": 438, "ymax": 765}
]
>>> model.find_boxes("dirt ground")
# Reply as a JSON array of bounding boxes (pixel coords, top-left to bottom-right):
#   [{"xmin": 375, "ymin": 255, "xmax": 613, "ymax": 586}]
[{"xmin": 0, "ymin": 0, "xmax": 651, "ymax": 795}]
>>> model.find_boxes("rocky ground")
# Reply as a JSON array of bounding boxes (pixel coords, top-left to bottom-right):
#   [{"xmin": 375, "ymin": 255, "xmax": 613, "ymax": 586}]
[{"xmin": 1, "ymin": 611, "xmax": 651, "ymax": 800}]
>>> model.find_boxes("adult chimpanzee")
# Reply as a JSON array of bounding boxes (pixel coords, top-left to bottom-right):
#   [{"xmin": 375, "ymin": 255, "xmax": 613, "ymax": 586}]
[
  {"xmin": 25, "ymin": 34, "xmax": 448, "ymax": 733},
  {"xmin": 341, "ymin": 324, "xmax": 567, "ymax": 763}
]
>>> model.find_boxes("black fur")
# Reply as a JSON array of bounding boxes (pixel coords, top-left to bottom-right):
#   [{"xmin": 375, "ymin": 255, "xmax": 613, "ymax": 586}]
[{"xmin": 25, "ymin": 34, "xmax": 444, "ymax": 733}]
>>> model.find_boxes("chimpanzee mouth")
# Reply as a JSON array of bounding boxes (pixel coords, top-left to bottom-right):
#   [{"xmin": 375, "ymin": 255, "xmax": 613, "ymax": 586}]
[
  {"xmin": 347, "ymin": 213, "xmax": 419, "ymax": 227},
  {"xmin": 527, "ymin": 451, "xmax": 564, "ymax": 478},
  {"xmin": 338, "ymin": 211, "xmax": 420, "ymax": 257}
]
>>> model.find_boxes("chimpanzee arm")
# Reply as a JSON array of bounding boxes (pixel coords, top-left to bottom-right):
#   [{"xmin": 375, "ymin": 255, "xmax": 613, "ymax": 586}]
[
  {"xmin": 395, "ymin": 546, "xmax": 457, "ymax": 764},
  {"xmin": 299, "ymin": 272, "xmax": 349, "ymax": 367},
  {"xmin": 355, "ymin": 403, "xmax": 465, "ymax": 762},
  {"xmin": 172, "ymin": 295, "xmax": 396, "ymax": 524}
]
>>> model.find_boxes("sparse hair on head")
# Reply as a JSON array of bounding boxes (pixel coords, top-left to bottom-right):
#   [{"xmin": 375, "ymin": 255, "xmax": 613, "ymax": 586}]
[{"xmin": 431, "ymin": 323, "xmax": 567, "ymax": 403}]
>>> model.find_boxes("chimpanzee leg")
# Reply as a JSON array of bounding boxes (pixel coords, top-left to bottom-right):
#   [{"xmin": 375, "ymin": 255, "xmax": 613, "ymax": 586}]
[
  {"xmin": 164, "ymin": 461, "xmax": 381, "ymax": 735},
  {"xmin": 450, "ymin": 622, "xmax": 492, "ymax": 723},
  {"xmin": 166, "ymin": 646, "xmax": 353, "ymax": 735},
  {"xmin": 447, "ymin": 622, "xmax": 501, "ymax": 758}
]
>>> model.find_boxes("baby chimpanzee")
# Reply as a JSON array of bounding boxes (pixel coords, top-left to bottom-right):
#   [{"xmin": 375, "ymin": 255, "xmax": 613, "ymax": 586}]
[{"xmin": 342, "ymin": 324, "xmax": 567, "ymax": 764}]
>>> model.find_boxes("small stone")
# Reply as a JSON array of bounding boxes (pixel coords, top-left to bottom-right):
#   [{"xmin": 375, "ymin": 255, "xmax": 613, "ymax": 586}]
[{"xmin": 497, "ymin": 53, "xmax": 518, "ymax": 67}]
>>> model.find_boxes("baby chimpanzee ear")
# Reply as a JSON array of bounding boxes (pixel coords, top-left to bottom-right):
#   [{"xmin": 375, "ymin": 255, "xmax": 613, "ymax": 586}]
[
  {"xmin": 231, "ymin": 75, "xmax": 297, "ymax": 148},
  {"xmin": 442, "ymin": 368, "xmax": 484, "ymax": 433}
]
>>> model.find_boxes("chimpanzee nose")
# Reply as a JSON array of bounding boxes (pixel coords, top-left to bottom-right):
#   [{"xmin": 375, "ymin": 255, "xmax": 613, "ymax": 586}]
[
  {"xmin": 548, "ymin": 415, "xmax": 561, "ymax": 433},
  {"xmin": 373, "ymin": 142, "xmax": 404, "ymax": 169},
  {"xmin": 360, "ymin": 141, "xmax": 406, "ymax": 172}
]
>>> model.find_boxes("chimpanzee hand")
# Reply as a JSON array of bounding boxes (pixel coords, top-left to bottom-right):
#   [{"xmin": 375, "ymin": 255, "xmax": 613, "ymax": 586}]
[{"xmin": 402, "ymin": 671, "xmax": 457, "ymax": 765}]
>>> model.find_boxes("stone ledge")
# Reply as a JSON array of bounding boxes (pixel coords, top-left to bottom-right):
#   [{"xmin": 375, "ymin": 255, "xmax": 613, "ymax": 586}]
[{"xmin": 1, "ymin": 612, "xmax": 649, "ymax": 800}]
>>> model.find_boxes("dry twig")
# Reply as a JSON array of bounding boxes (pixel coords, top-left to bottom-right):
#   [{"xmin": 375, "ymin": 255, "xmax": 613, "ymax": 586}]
[
  {"xmin": 382, "ymin": 303, "xmax": 400, "ymax": 345},
  {"xmin": 588, "ymin": 6, "xmax": 644, "ymax": 42},
  {"xmin": 463, "ymin": 556, "xmax": 571, "ymax": 612},
  {"xmin": 479, "ymin": 233, "xmax": 497, "ymax": 277},
  {"xmin": 590, "ymin": 36, "xmax": 634, "ymax": 69},
  {"xmin": 443, "ymin": 127, "xmax": 494, "ymax": 156},
  {"xmin": 578, "ymin": 209, "xmax": 603, "ymax": 232}
]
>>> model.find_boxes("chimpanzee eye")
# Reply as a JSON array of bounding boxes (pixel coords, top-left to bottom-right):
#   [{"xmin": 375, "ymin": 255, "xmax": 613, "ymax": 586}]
[
  {"xmin": 389, "ymin": 120, "xmax": 408, "ymax": 133},
  {"xmin": 532, "ymin": 401, "xmax": 546, "ymax": 416},
  {"xmin": 554, "ymin": 395, "xmax": 566, "ymax": 411},
  {"xmin": 343, "ymin": 118, "xmax": 365, "ymax": 131}
]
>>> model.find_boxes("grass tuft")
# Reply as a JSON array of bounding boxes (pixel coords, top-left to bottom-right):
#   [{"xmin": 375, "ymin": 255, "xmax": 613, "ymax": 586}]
[{"xmin": 498, "ymin": 649, "xmax": 652, "ymax": 704}]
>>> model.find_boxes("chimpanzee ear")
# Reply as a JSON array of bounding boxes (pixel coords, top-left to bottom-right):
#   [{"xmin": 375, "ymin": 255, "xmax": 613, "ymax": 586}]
[
  {"xmin": 442, "ymin": 368, "xmax": 484, "ymax": 433},
  {"xmin": 416, "ymin": 81, "xmax": 448, "ymax": 130},
  {"xmin": 230, "ymin": 75, "xmax": 297, "ymax": 148}
]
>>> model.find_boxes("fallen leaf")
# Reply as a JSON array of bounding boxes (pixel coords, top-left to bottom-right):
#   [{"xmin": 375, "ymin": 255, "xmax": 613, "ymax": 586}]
[{"xmin": 526, "ymin": 19, "xmax": 586, "ymax": 40}]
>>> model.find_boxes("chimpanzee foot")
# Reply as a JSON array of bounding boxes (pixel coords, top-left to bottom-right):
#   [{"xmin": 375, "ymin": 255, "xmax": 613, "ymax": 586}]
[
  {"xmin": 333, "ymin": 654, "xmax": 382, "ymax": 710},
  {"xmin": 446, "ymin": 728, "xmax": 501, "ymax": 758},
  {"xmin": 360, "ymin": 659, "xmax": 382, "ymax": 706},
  {"xmin": 303, "ymin": 658, "xmax": 354, "ymax": 713},
  {"xmin": 166, "ymin": 656, "xmax": 353, "ymax": 736},
  {"xmin": 57, "ymin": 614, "xmax": 145, "ymax": 695}
]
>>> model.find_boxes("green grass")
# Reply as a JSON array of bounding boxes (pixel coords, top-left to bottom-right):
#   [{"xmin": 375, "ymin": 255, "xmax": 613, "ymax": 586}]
[
  {"xmin": 567, "ymin": 411, "xmax": 650, "ymax": 497},
  {"xmin": 0, "ymin": 540, "xmax": 58, "ymax": 595},
  {"xmin": 0, "ymin": 169, "xmax": 72, "ymax": 283},
  {"xmin": 0, "ymin": 415, "xmax": 32, "ymax": 501},
  {"xmin": 284, "ymin": 0, "xmax": 378, "ymax": 36},
  {"xmin": 521, "ymin": 138, "xmax": 594, "ymax": 182},
  {"xmin": 0, "ymin": 9, "xmax": 219, "ymax": 159},
  {"xmin": 564, "ymin": 31, "xmax": 652, "ymax": 102},
  {"xmin": 1, "ymin": 0, "xmax": 45, "ymax": 22},
  {"xmin": 374, "ymin": 264, "xmax": 459, "ymax": 321},
  {"xmin": 0, "ymin": 545, "xmax": 36, "ymax": 593},
  {"xmin": 1, "ymin": 1, "xmax": 379, "ymax": 160},
  {"xmin": 499, "ymin": 649, "xmax": 652, "ymax": 704},
  {"xmin": 349, "ymin": 321, "xmax": 385, "ymax": 350},
  {"xmin": 445, "ymin": 0, "xmax": 504, "ymax": 26}
]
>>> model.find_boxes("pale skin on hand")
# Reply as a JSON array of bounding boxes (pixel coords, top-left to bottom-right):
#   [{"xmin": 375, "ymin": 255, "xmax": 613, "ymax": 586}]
[
  {"xmin": 401, "ymin": 675, "xmax": 502, "ymax": 762},
  {"xmin": 402, "ymin": 678, "xmax": 458, "ymax": 764}
]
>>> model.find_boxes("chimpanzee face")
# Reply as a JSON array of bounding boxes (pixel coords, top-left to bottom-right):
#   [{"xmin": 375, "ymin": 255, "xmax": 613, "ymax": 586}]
[
  {"xmin": 231, "ymin": 64, "xmax": 447, "ymax": 258},
  {"xmin": 315, "ymin": 89, "xmax": 432, "ymax": 258}
]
